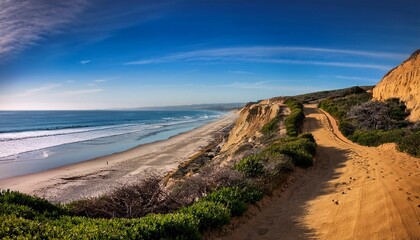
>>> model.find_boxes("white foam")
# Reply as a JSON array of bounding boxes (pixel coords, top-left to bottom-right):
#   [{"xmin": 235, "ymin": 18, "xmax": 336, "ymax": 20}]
[
  {"xmin": 0, "ymin": 113, "xmax": 222, "ymax": 158},
  {"xmin": 0, "ymin": 124, "xmax": 151, "ymax": 158}
]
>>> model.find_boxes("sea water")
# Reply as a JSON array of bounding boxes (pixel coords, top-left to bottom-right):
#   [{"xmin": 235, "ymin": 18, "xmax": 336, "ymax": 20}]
[{"xmin": 0, "ymin": 110, "xmax": 223, "ymax": 179}]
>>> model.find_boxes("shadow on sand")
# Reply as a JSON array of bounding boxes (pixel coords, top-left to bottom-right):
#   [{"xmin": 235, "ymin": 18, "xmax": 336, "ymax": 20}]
[{"xmin": 218, "ymin": 105, "xmax": 353, "ymax": 239}]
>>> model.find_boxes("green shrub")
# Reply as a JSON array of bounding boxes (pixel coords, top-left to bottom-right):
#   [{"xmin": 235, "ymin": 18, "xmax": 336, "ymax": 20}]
[
  {"xmin": 385, "ymin": 98, "xmax": 410, "ymax": 121},
  {"xmin": 133, "ymin": 213, "xmax": 201, "ymax": 240},
  {"xmin": 338, "ymin": 120, "xmax": 356, "ymax": 136},
  {"xmin": 0, "ymin": 190, "xmax": 67, "ymax": 217},
  {"xmin": 283, "ymin": 149, "xmax": 313, "ymax": 167},
  {"xmin": 298, "ymin": 132, "xmax": 316, "ymax": 143},
  {"xmin": 234, "ymin": 155, "xmax": 265, "ymax": 178},
  {"xmin": 349, "ymin": 131, "xmax": 382, "ymax": 146},
  {"xmin": 0, "ymin": 213, "xmax": 201, "ymax": 240},
  {"xmin": 349, "ymin": 129, "xmax": 404, "ymax": 147},
  {"xmin": 263, "ymin": 152, "xmax": 294, "ymax": 173},
  {"xmin": 0, "ymin": 215, "xmax": 46, "ymax": 239},
  {"xmin": 397, "ymin": 131, "xmax": 420, "ymax": 157},
  {"xmin": 284, "ymin": 98, "xmax": 305, "ymax": 137},
  {"xmin": 262, "ymin": 116, "xmax": 279, "ymax": 135},
  {"xmin": 204, "ymin": 186, "xmax": 263, "ymax": 216},
  {"xmin": 180, "ymin": 201, "xmax": 230, "ymax": 231},
  {"xmin": 266, "ymin": 137, "xmax": 316, "ymax": 167},
  {"xmin": 0, "ymin": 203, "xmax": 38, "ymax": 219}
]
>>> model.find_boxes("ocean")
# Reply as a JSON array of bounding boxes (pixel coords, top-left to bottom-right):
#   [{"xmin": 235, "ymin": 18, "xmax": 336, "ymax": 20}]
[{"xmin": 0, "ymin": 110, "xmax": 224, "ymax": 179}]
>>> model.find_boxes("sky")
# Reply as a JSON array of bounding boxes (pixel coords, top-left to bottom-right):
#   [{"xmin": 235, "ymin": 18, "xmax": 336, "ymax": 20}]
[{"xmin": 0, "ymin": 0, "xmax": 419, "ymax": 110}]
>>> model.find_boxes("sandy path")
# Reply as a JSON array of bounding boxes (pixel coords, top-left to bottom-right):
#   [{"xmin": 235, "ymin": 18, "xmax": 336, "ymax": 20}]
[
  {"xmin": 223, "ymin": 104, "xmax": 420, "ymax": 240},
  {"xmin": 0, "ymin": 113, "xmax": 236, "ymax": 203}
]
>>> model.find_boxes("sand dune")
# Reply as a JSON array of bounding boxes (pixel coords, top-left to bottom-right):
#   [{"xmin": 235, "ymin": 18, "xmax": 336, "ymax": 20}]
[{"xmin": 222, "ymin": 104, "xmax": 420, "ymax": 240}]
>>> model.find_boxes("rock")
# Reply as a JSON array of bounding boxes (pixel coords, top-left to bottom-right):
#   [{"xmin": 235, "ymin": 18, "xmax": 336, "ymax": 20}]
[
  {"xmin": 221, "ymin": 99, "xmax": 287, "ymax": 153},
  {"xmin": 373, "ymin": 49, "xmax": 420, "ymax": 121}
]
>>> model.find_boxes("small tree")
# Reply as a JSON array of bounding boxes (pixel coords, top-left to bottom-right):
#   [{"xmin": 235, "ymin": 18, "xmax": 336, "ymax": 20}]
[
  {"xmin": 347, "ymin": 99, "xmax": 409, "ymax": 130},
  {"xmin": 348, "ymin": 101, "xmax": 391, "ymax": 130}
]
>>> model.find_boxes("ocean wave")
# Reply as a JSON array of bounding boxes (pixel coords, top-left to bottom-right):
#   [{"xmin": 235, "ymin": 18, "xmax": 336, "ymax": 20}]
[
  {"xmin": 0, "ymin": 113, "xmax": 222, "ymax": 158},
  {"xmin": 0, "ymin": 124, "xmax": 143, "ymax": 142},
  {"xmin": 0, "ymin": 124, "xmax": 104, "ymax": 134},
  {"xmin": 0, "ymin": 124, "xmax": 152, "ymax": 158}
]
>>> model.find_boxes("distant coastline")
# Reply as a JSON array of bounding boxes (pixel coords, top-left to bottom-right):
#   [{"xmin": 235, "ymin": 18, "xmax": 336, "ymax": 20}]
[{"xmin": 110, "ymin": 102, "xmax": 245, "ymax": 111}]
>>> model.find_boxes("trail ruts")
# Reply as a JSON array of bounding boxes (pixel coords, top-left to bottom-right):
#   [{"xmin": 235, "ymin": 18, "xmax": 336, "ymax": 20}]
[{"xmin": 221, "ymin": 104, "xmax": 420, "ymax": 240}]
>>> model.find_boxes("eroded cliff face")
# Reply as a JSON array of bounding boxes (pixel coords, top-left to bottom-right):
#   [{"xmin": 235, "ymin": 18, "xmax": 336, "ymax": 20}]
[
  {"xmin": 373, "ymin": 49, "xmax": 420, "ymax": 121},
  {"xmin": 221, "ymin": 98, "xmax": 289, "ymax": 155}
]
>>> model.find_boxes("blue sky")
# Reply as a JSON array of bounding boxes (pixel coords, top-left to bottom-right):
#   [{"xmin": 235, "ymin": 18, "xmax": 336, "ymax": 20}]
[{"xmin": 0, "ymin": 0, "xmax": 419, "ymax": 110}]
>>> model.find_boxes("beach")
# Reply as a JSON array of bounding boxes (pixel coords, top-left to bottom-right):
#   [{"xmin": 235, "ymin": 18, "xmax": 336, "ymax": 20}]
[{"xmin": 0, "ymin": 113, "xmax": 237, "ymax": 203}]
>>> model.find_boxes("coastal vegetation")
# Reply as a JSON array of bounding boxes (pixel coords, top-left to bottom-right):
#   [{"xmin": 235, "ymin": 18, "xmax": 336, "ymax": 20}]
[
  {"xmin": 261, "ymin": 97, "xmax": 305, "ymax": 137},
  {"xmin": 0, "ymin": 98, "xmax": 319, "ymax": 239},
  {"xmin": 318, "ymin": 91, "xmax": 420, "ymax": 157},
  {"xmin": 284, "ymin": 98, "xmax": 305, "ymax": 137},
  {"xmin": 261, "ymin": 116, "xmax": 280, "ymax": 135}
]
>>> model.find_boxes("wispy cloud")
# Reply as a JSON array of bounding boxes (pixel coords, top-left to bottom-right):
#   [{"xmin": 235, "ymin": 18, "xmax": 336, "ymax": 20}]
[
  {"xmin": 222, "ymin": 81, "xmax": 323, "ymax": 92},
  {"xmin": 14, "ymin": 84, "xmax": 61, "ymax": 97},
  {"xmin": 80, "ymin": 60, "xmax": 91, "ymax": 64},
  {"xmin": 244, "ymin": 57, "xmax": 392, "ymax": 70},
  {"xmin": 94, "ymin": 79, "xmax": 107, "ymax": 83},
  {"xmin": 57, "ymin": 89, "xmax": 103, "ymax": 96},
  {"xmin": 66, "ymin": 80, "xmax": 76, "ymax": 83},
  {"xmin": 335, "ymin": 75, "xmax": 378, "ymax": 82},
  {"xmin": 0, "ymin": 0, "xmax": 87, "ymax": 61},
  {"xmin": 125, "ymin": 46, "xmax": 402, "ymax": 70}
]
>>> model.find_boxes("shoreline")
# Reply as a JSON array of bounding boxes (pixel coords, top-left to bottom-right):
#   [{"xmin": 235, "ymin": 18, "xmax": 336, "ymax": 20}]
[{"xmin": 0, "ymin": 113, "xmax": 237, "ymax": 203}]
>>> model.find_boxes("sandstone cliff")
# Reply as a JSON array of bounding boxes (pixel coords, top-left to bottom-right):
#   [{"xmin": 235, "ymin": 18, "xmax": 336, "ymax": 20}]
[
  {"xmin": 220, "ymin": 98, "xmax": 289, "ymax": 156},
  {"xmin": 373, "ymin": 49, "xmax": 420, "ymax": 121}
]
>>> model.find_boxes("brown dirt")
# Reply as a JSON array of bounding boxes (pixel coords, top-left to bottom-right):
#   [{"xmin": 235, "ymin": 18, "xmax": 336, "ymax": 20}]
[{"xmin": 219, "ymin": 104, "xmax": 420, "ymax": 240}]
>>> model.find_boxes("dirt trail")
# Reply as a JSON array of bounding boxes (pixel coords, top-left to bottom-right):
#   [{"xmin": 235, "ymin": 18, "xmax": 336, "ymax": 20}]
[{"xmin": 223, "ymin": 104, "xmax": 420, "ymax": 240}]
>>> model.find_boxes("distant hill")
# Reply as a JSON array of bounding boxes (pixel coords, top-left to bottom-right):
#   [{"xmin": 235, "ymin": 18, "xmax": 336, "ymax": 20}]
[
  {"xmin": 130, "ymin": 103, "xmax": 245, "ymax": 111},
  {"xmin": 373, "ymin": 49, "xmax": 420, "ymax": 121},
  {"xmin": 268, "ymin": 86, "xmax": 374, "ymax": 104}
]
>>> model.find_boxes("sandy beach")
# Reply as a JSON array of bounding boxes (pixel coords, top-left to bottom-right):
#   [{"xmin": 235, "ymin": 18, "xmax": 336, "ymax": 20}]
[{"xmin": 0, "ymin": 113, "xmax": 237, "ymax": 203}]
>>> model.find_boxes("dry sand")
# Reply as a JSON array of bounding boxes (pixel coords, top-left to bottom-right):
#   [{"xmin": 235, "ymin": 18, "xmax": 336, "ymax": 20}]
[
  {"xmin": 222, "ymin": 104, "xmax": 420, "ymax": 240},
  {"xmin": 0, "ymin": 113, "xmax": 237, "ymax": 203}
]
